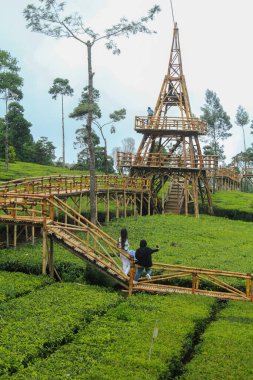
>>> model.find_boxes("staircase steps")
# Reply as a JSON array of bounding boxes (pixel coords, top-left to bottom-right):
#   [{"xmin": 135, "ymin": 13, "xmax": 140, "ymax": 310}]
[{"xmin": 164, "ymin": 180, "xmax": 183, "ymax": 214}]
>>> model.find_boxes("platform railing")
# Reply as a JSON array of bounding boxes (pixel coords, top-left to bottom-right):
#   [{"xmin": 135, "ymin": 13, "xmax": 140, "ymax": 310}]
[
  {"xmin": 135, "ymin": 116, "xmax": 207, "ymax": 134},
  {"xmin": 0, "ymin": 175, "xmax": 151, "ymax": 196},
  {"xmin": 117, "ymin": 152, "xmax": 218, "ymax": 171}
]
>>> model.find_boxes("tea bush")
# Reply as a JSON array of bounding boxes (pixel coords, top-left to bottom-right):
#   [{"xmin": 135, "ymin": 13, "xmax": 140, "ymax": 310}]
[
  {"xmin": 181, "ymin": 301, "xmax": 253, "ymax": 379},
  {"xmin": 0, "ymin": 271, "xmax": 52, "ymax": 302},
  {"xmin": 0, "ymin": 283, "xmax": 120, "ymax": 375},
  {"xmin": 12, "ymin": 294, "xmax": 214, "ymax": 380}
]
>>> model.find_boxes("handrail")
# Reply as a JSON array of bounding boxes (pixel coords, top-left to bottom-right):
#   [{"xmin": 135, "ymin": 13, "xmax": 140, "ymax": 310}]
[
  {"xmin": 135, "ymin": 116, "xmax": 207, "ymax": 134},
  {"xmin": 117, "ymin": 152, "xmax": 218, "ymax": 170}
]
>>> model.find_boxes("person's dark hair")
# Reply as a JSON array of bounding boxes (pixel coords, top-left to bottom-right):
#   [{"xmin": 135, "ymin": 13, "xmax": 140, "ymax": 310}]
[
  {"xmin": 140, "ymin": 239, "xmax": 147, "ymax": 248},
  {"xmin": 120, "ymin": 228, "xmax": 128, "ymax": 249}
]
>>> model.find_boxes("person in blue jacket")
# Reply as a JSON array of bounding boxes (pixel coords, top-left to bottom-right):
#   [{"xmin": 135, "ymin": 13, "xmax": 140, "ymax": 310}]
[{"xmin": 134, "ymin": 239, "xmax": 159, "ymax": 282}]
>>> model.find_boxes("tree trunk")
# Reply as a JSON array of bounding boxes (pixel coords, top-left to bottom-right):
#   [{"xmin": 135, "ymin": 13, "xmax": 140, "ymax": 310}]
[
  {"xmin": 242, "ymin": 126, "xmax": 247, "ymax": 191},
  {"xmin": 61, "ymin": 94, "xmax": 65, "ymax": 166},
  {"xmin": 5, "ymin": 91, "xmax": 9, "ymax": 172},
  {"xmin": 100, "ymin": 128, "xmax": 108, "ymax": 174},
  {"xmin": 104, "ymin": 139, "xmax": 108, "ymax": 174},
  {"xmin": 87, "ymin": 42, "xmax": 97, "ymax": 224}
]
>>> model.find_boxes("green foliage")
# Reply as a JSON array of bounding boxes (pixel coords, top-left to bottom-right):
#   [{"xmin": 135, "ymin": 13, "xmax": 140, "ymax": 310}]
[
  {"xmin": 5, "ymin": 102, "xmax": 33, "ymax": 161},
  {"xmin": 203, "ymin": 141, "xmax": 225, "ymax": 162},
  {"xmin": 109, "ymin": 108, "xmax": 126, "ymax": 122},
  {"xmin": 0, "ymin": 50, "xmax": 20, "ymax": 73},
  {"xmin": 201, "ymin": 89, "xmax": 232, "ymax": 159},
  {"xmin": 0, "ymin": 160, "xmax": 87, "ymax": 181},
  {"xmin": 24, "ymin": 2, "xmax": 161, "ymax": 52},
  {"xmin": 211, "ymin": 191, "xmax": 253, "ymax": 220},
  {"xmin": 11, "ymin": 294, "xmax": 213, "ymax": 379},
  {"xmin": 0, "ymin": 240, "xmax": 86, "ymax": 282},
  {"xmin": 181, "ymin": 301, "xmax": 253, "ymax": 379},
  {"xmin": 32, "ymin": 137, "xmax": 56, "ymax": 165},
  {"xmin": 0, "ymin": 283, "xmax": 119, "ymax": 375},
  {"xmin": 49, "ymin": 78, "xmax": 73, "ymax": 100},
  {"xmin": 103, "ymin": 214, "xmax": 253, "ymax": 276},
  {"xmin": 235, "ymin": 105, "xmax": 250, "ymax": 127},
  {"xmin": 0, "ymin": 271, "xmax": 52, "ymax": 302}
]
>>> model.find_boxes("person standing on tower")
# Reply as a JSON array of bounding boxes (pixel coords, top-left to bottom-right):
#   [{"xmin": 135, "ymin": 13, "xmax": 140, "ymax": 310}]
[{"xmin": 147, "ymin": 106, "xmax": 154, "ymax": 117}]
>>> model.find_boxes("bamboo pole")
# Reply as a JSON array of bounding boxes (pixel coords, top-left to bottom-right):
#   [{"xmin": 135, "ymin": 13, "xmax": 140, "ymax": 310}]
[
  {"xmin": 13, "ymin": 225, "xmax": 17, "ymax": 249},
  {"xmin": 106, "ymin": 188, "xmax": 110, "ymax": 223},
  {"xmin": 161, "ymin": 176, "xmax": 164, "ymax": 214},
  {"xmin": 48, "ymin": 236, "xmax": 54, "ymax": 278},
  {"xmin": 128, "ymin": 257, "xmax": 135, "ymax": 296},
  {"xmin": 116, "ymin": 192, "xmax": 119, "ymax": 219},
  {"xmin": 140, "ymin": 192, "xmax": 143, "ymax": 216},
  {"xmin": 42, "ymin": 199, "xmax": 47, "ymax": 274},
  {"xmin": 6, "ymin": 224, "xmax": 9, "ymax": 248}
]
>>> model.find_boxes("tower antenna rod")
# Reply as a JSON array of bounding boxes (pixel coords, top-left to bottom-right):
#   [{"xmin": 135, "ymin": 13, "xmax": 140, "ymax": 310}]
[{"xmin": 170, "ymin": 0, "xmax": 175, "ymax": 24}]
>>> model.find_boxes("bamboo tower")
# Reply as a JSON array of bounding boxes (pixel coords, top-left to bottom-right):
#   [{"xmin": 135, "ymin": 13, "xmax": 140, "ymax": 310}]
[{"xmin": 117, "ymin": 23, "xmax": 214, "ymax": 216}]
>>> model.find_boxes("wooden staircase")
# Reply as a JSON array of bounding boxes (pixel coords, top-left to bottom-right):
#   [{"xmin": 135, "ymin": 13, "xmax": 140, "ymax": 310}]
[
  {"xmin": 47, "ymin": 222, "xmax": 128, "ymax": 289},
  {"xmin": 164, "ymin": 179, "xmax": 184, "ymax": 214}
]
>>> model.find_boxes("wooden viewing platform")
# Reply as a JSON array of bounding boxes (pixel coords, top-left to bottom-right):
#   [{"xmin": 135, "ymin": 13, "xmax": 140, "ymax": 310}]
[
  {"xmin": 135, "ymin": 116, "xmax": 207, "ymax": 135},
  {"xmin": 117, "ymin": 152, "xmax": 218, "ymax": 171}
]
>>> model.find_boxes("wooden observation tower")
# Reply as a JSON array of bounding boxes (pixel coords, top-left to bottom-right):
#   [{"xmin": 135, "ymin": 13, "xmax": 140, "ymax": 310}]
[{"xmin": 117, "ymin": 23, "xmax": 215, "ymax": 216}]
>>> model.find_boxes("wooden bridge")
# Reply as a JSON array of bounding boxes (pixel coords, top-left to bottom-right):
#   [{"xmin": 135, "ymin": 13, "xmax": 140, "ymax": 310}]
[{"xmin": 0, "ymin": 188, "xmax": 252, "ymax": 301}]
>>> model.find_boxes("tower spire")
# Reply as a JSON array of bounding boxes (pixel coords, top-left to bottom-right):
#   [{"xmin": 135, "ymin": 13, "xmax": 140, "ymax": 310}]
[{"xmin": 117, "ymin": 23, "xmax": 215, "ymax": 216}]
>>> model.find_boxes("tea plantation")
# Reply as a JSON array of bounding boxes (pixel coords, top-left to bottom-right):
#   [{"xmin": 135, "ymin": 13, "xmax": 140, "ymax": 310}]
[{"xmin": 1, "ymin": 204, "xmax": 253, "ymax": 378}]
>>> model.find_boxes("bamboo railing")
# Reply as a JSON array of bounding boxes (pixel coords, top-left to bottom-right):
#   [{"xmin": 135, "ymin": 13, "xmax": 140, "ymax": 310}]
[
  {"xmin": 117, "ymin": 152, "xmax": 218, "ymax": 171},
  {"xmin": 135, "ymin": 116, "xmax": 207, "ymax": 134},
  {"xmin": 0, "ymin": 175, "xmax": 151, "ymax": 196}
]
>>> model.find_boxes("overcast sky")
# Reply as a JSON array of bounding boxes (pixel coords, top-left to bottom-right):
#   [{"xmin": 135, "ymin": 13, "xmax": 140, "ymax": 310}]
[{"xmin": 0, "ymin": 0, "xmax": 253, "ymax": 164}]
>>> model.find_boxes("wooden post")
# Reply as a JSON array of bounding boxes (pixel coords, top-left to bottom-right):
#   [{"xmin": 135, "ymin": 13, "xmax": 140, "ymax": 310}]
[
  {"xmin": 246, "ymin": 277, "xmax": 250, "ymax": 298},
  {"xmin": 31, "ymin": 225, "xmax": 35, "ymax": 245},
  {"xmin": 49, "ymin": 197, "xmax": 54, "ymax": 221},
  {"xmin": 95, "ymin": 194, "xmax": 98, "ymax": 222},
  {"xmin": 6, "ymin": 224, "xmax": 9, "ymax": 248},
  {"xmin": 148, "ymin": 194, "xmax": 151, "ymax": 216},
  {"xmin": 116, "ymin": 192, "xmax": 119, "ymax": 219},
  {"xmin": 134, "ymin": 193, "xmax": 137, "ymax": 217},
  {"xmin": 184, "ymin": 177, "xmax": 188, "ymax": 215},
  {"xmin": 192, "ymin": 272, "xmax": 197, "ymax": 293},
  {"xmin": 13, "ymin": 225, "xmax": 17, "ymax": 249},
  {"xmin": 42, "ymin": 198, "xmax": 47, "ymax": 275},
  {"xmin": 128, "ymin": 256, "xmax": 135, "ymax": 296},
  {"xmin": 48, "ymin": 236, "xmax": 54, "ymax": 278},
  {"xmin": 192, "ymin": 174, "xmax": 199, "ymax": 218},
  {"xmin": 251, "ymin": 276, "xmax": 253, "ymax": 302},
  {"xmin": 65, "ymin": 200, "xmax": 67, "ymax": 226},
  {"xmin": 123, "ymin": 190, "xmax": 127, "ymax": 218},
  {"xmin": 161, "ymin": 176, "xmax": 165, "ymax": 214},
  {"xmin": 106, "ymin": 188, "xmax": 110, "ymax": 223},
  {"xmin": 140, "ymin": 192, "xmax": 143, "ymax": 216},
  {"xmin": 25, "ymin": 225, "xmax": 28, "ymax": 242}
]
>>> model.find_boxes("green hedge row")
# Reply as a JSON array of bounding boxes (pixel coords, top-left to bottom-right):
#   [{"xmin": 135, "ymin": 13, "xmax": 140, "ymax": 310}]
[
  {"xmin": 0, "ymin": 241, "xmax": 86, "ymax": 281},
  {"xmin": 11, "ymin": 294, "xmax": 214, "ymax": 380},
  {"xmin": 0, "ymin": 283, "xmax": 120, "ymax": 376},
  {"xmin": 181, "ymin": 301, "xmax": 253, "ymax": 379},
  {"xmin": 0, "ymin": 271, "xmax": 53, "ymax": 302}
]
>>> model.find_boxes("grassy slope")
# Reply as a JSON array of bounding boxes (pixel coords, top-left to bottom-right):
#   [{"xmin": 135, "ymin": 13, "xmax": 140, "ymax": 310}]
[
  {"xmin": 0, "ymin": 160, "xmax": 88, "ymax": 181},
  {"xmin": 103, "ymin": 214, "xmax": 253, "ymax": 274},
  {"xmin": 212, "ymin": 190, "xmax": 253, "ymax": 213}
]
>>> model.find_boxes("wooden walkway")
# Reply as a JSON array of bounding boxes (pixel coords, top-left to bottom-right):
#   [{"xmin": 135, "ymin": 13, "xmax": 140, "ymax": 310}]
[{"xmin": 0, "ymin": 190, "xmax": 252, "ymax": 301}]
